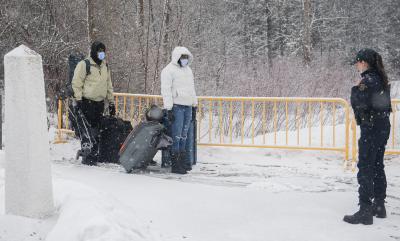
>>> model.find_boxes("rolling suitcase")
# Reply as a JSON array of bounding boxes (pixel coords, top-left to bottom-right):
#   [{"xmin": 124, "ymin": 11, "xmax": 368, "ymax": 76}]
[{"xmin": 119, "ymin": 121, "xmax": 171, "ymax": 172}]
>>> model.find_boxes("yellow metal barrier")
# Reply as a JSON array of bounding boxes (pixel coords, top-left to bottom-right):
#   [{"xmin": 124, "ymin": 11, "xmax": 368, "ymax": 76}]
[
  {"xmin": 55, "ymin": 94, "xmax": 353, "ymax": 164},
  {"xmin": 193, "ymin": 97, "xmax": 349, "ymax": 158}
]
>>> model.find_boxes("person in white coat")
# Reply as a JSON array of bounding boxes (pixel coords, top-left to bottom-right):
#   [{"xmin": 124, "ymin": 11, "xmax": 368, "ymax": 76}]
[{"xmin": 161, "ymin": 46, "xmax": 197, "ymax": 174}]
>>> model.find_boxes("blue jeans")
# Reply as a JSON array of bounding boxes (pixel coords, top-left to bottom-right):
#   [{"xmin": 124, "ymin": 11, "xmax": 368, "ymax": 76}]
[{"xmin": 171, "ymin": 105, "xmax": 192, "ymax": 153}]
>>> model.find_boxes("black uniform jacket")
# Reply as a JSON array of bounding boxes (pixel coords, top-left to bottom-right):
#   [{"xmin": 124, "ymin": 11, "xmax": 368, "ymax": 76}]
[{"xmin": 350, "ymin": 69, "xmax": 392, "ymax": 126}]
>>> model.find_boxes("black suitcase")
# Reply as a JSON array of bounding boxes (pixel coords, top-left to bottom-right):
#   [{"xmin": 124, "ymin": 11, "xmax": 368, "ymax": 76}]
[
  {"xmin": 99, "ymin": 116, "xmax": 132, "ymax": 163},
  {"xmin": 119, "ymin": 121, "xmax": 170, "ymax": 172}
]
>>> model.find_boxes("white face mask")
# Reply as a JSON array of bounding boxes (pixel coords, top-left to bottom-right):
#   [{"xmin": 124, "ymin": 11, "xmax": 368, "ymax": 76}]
[
  {"xmin": 98, "ymin": 52, "xmax": 106, "ymax": 60},
  {"xmin": 180, "ymin": 59, "xmax": 189, "ymax": 66}
]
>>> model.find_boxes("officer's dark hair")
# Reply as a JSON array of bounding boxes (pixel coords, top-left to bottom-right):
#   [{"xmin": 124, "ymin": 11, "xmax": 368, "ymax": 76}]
[
  {"xmin": 374, "ymin": 52, "xmax": 389, "ymax": 90},
  {"xmin": 354, "ymin": 49, "xmax": 389, "ymax": 90}
]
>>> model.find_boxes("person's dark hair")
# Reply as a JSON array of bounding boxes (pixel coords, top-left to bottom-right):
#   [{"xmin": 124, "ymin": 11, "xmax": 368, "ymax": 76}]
[
  {"xmin": 354, "ymin": 48, "xmax": 389, "ymax": 89},
  {"xmin": 373, "ymin": 52, "xmax": 389, "ymax": 90}
]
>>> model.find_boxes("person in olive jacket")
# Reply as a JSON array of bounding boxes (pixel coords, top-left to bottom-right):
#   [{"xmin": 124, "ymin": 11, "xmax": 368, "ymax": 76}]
[
  {"xmin": 72, "ymin": 41, "xmax": 115, "ymax": 165},
  {"xmin": 344, "ymin": 48, "xmax": 392, "ymax": 225}
]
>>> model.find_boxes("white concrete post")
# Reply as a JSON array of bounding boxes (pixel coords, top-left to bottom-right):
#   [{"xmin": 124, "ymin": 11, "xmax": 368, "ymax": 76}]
[{"xmin": 4, "ymin": 45, "xmax": 54, "ymax": 218}]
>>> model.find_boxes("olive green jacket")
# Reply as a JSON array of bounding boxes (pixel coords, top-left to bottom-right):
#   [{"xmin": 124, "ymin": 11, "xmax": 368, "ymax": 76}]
[{"xmin": 72, "ymin": 57, "xmax": 114, "ymax": 103}]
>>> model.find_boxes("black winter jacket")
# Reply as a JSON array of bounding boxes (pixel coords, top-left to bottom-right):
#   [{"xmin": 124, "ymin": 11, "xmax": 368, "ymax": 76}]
[{"xmin": 350, "ymin": 69, "xmax": 392, "ymax": 126}]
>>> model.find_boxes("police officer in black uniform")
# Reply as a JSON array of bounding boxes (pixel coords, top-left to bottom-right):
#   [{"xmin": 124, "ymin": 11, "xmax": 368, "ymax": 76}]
[{"xmin": 344, "ymin": 49, "xmax": 392, "ymax": 225}]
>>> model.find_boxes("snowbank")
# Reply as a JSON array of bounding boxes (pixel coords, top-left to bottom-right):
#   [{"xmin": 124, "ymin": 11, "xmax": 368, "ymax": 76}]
[
  {"xmin": 0, "ymin": 125, "xmax": 400, "ymax": 241},
  {"xmin": 46, "ymin": 179, "xmax": 160, "ymax": 241}
]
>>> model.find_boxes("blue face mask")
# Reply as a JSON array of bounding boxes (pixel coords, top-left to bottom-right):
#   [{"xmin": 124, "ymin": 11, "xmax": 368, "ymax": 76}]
[
  {"xmin": 180, "ymin": 58, "xmax": 189, "ymax": 66},
  {"xmin": 98, "ymin": 52, "xmax": 106, "ymax": 60}
]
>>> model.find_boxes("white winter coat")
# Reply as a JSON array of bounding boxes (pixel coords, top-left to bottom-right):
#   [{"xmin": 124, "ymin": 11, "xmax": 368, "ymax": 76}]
[{"xmin": 161, "ymin": 46, "xmax": 197, "ymax": 110}]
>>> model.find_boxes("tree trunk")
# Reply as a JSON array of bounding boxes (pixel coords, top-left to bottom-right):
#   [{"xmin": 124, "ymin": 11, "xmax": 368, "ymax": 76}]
[
  {"xmin": 303, "ymin": 0, "xmax": 312, "ymax": 64},
  {"xmin": 87, "ymin": 0, "xmax": 96, "ymax": 44},
  {"xmin": 265, "ymin": 1, "xmax": 273, "ymax": 71},
  {"xmin": 138, "ymin": 0, "xmax": 145, "ymax": 27},
  {"xmin": 136, "ymin": 0, "xmax": 148, "ymax": 93},
  {"xmin": 162, "ymin": 0, "xmax": 171, "ymax": 66},
  {"xmin": 151, "ymin": 0, "xmax": 169, "ymax": 94}
]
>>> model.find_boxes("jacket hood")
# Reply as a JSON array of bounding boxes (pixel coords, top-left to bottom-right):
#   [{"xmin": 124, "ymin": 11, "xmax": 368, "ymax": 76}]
[
  {"xmin": 90, "ymin": 41, "xmax": 106, "ymax": 65},
  {"xmin": 171, "ymin": 46, "xmax": 193, "ymax": 66}
]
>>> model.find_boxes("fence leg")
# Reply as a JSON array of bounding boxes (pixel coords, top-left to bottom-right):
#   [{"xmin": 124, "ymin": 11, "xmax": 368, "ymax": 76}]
[
  {"xmin": 54, "ymin": 99, "xmax": 67, "ymax": 144},
  {"xmin": 351, "ymin": 119, "xmax": 357, "ymax": 172},
  {"xmin": 344, "ymin": 104, "xmax": 350, "ymax": 170}
]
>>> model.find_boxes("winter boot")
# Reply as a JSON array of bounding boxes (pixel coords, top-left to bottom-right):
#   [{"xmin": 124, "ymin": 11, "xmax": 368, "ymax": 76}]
[
  {"xmin": 372, "ymin": 200, "xmax": 387, "ymax": 218},
  {"xmin": 161, "ymin": 150, "xmax": 172, "ymax": 168},
  {"xmin": 171, "ymin": 152, "xmax": 187, "ymax": 175},
  {"xmin": 81, "ymin": 154, "xmax": 97, "ymax": 166},
  {"xmin": 180, "ymin": 151, "xmax": 192, "ymax": 171},
  {"xmin": 81, "ymin": 147, "xmax": 98, "ymax": 166},
  {"xmin": 343, "ymin": 203, "xmax": 373, "ymax": 225}
]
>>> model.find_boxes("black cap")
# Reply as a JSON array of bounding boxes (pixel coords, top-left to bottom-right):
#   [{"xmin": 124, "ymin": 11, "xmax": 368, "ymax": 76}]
[
  {"xmin": 351, "ymin": 48, "xmax": 377, "ymax": 65},
  {"xmin": 91, "ymin": 41, "xmax": 106, "ymax": 53}
]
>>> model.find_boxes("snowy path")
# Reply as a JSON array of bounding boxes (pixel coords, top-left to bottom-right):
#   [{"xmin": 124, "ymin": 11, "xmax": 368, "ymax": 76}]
[{"xmin": 1, "ymin": 142, "xmax": 400, "ymax": 241}]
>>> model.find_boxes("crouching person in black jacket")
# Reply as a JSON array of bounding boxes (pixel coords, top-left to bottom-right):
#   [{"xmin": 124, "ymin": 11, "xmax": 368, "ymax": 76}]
[{"xmin": 344, "ymin": 48, "xmax": 392, "ymax": 225}]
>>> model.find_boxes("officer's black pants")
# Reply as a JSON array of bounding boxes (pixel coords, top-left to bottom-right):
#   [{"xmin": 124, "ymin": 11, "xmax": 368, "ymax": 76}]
[{"xmin": 357, "ymin": 118, "xmax": 390, "ymax": 205}]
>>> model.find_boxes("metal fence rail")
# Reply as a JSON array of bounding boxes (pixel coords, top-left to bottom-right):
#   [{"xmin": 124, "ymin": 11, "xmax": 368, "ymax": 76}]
[
  {"xmin": 54, "ymin": 93, "xmax": 400, "ymax": 168},
  {"xmin": 193, "ymin": 96, "xmax": 349, "ymax": 160}
]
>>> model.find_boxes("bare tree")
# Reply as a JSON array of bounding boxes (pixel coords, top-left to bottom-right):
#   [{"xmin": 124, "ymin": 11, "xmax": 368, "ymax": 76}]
[
  {"xmin": 87, "ymin": 0, "xmax": 96, "ymax": 43},
  {"xmin": 1, "ymin": 0, "xmax": 400, "ymax": 109},
  {"xmin": 302, "ymin": 0, "xmax": 312, "ymax": 64}
]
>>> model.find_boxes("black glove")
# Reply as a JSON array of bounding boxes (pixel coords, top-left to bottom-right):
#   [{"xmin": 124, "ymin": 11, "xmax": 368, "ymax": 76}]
[{"xmin": 109, "ymin": 103, "xmax": 116, "ymax": 116}]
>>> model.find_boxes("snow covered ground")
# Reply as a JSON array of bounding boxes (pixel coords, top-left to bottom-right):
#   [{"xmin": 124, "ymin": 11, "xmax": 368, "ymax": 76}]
[{"xmin": 1, "ymin": 127, "xmax": 400, "ymax": 241}]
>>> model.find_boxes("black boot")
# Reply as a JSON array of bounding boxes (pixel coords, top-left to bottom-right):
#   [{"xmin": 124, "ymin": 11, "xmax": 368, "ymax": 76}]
[
  {"xmin": 171, "ymin": 152, "xmax": 187, "ymax": 175},
  {"xmin": 161, "ymin": 150, "xmax": 172, "ymax": 168},
  {"xmin": 372, "ymin": 200, "xmax": 387, "ymax": 218},
  {"xmin": 81, "ymin": 154, "xmax": 98, "ymax": 166},
  {"xmin": 81, "ymin": 147, "xmax": 98, "ymax": 166},
  {"xmin": 180, "ymin": 151, "xmax": 192, "ymax": 171},
  {"xmin": 343, "ymin": 203, "xmax": 373, "ymax": 225}
]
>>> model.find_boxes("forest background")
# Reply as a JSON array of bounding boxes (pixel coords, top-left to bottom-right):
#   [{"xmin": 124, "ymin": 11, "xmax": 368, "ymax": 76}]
[{"xmin": 1, "ymin": 0, "xmax": 399, "ymax": 110}]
